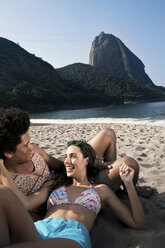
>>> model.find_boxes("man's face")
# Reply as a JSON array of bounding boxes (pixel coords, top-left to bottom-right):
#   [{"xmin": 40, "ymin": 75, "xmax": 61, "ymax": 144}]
[{"xmin": 11, "ymin": 132, "xmax": 32, "ymax": 164}]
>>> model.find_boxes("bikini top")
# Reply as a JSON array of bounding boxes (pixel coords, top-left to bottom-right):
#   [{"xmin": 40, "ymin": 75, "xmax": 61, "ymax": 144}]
[{"xmin": 47, "ymin": 183, "xmax": 101, "ymax": 215}]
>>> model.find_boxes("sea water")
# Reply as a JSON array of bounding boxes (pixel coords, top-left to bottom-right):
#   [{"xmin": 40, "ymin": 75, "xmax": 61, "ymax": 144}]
[{"xmin": 30, "ymin": 101, "xmax": 165, "ymax": 127}]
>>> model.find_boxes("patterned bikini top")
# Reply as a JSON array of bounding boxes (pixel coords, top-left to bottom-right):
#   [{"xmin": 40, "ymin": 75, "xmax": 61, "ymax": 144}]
[{"xmin": 47, "ymin": 183, "xmax": 101, "ymax": 215}]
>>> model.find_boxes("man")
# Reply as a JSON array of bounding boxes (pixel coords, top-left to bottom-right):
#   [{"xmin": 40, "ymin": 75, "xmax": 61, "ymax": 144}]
[{"xmin": 0, "ymin": 108, "xmax": 139, "ymax": 217}]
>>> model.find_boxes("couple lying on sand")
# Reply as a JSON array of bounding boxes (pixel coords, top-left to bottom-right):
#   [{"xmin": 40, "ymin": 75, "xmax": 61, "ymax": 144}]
[{"xmin": 0, "ymin": 108, "xmax": 146, "ymax": 248}]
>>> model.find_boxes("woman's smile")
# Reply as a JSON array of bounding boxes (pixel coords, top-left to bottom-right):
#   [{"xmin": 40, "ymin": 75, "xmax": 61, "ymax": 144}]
[{"xmin": 65, "ymin": 164, "xmax": 75, "ymax": 175}]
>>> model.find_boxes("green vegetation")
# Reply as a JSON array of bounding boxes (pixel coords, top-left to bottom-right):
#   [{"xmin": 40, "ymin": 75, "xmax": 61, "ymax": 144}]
[
  {"xmin": 0, "ymin": 38, "xmax": 165, "ymax": 113},
  {"xmin": 57, "ymin": 63, "xmax": 165, "ymax": 104}
]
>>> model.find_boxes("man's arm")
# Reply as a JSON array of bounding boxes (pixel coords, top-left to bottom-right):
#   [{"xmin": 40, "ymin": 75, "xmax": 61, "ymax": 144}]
[
  {"xmin": 0, "ymin": 159, "xmax": 51, "ymax": 211},
  {"xmin": 30, "ymin": 144, "xmax": 63, "ymax": 171},
  {"xmin": 101, "ymin": 165, "xmax": 146, "ymax": 229}
]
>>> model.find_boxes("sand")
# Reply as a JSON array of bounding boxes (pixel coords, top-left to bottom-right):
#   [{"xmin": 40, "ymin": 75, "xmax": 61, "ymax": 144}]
[{"xmin": 29, "ymin": 122, "xmax": 165, "ymax": 248}]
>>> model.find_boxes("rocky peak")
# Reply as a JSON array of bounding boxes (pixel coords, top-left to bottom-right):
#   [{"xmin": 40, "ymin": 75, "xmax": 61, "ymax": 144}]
[{"xmin": 89, "ymin": 32, "xmax": 153, "ymax": 85}]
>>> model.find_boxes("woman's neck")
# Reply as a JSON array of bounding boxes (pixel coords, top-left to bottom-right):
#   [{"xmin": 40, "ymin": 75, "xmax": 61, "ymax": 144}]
[{"xmin": 72, "ymin": 177, "xmax": 89, "ymax": 186}]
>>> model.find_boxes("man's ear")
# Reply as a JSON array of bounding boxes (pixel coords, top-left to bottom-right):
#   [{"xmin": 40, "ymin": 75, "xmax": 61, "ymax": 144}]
[
  {"xmin": 85, "ymin": 156, "xmax": 89, "ymax": 166},
  {"xmin": 3, "ymin": 152, "xmax": 13, "ymax": 159}
]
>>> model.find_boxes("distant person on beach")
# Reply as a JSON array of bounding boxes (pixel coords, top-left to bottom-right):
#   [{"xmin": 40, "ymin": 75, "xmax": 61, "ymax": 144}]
[
  {"xmin": 0, "ymin": 140, "xmax": 146, "ymax": 247},
  {"xmin": 0, "ymin": 107, "xmax": 139, "ymax": 217}
]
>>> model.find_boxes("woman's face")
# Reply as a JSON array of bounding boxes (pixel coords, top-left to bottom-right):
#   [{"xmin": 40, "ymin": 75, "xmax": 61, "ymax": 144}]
[{"xmin": 64, "ymin": 145, "xmax": 89, "ymax": 178}]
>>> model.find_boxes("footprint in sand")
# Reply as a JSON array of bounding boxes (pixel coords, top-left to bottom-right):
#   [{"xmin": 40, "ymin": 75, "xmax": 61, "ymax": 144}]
[
  {"xmin": 135, "ymin": 146, "xmax": 145, "ymax": 151},
  {"xmin": 140, "ymin": 152, "xmax": 147, "ymax": 157},
  {"xmin": 137, "ymin": 157, "xmax": 143, "ymax": 161},
  {"xmin": 140, "ymin": 164, "xmax": 153, "ymax": 168}
]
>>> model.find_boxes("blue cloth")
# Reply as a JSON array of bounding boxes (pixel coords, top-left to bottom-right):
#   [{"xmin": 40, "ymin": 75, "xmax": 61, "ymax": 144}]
[{"xmin": 34, "ymin": 217, "xmax": 91, "ymax": 248}]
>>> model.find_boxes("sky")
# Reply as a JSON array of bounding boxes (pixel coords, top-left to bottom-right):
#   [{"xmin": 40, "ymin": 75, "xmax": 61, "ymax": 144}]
[{"xmin": 0, "ymin": 0, "xmax": 164, "ymax": 87}]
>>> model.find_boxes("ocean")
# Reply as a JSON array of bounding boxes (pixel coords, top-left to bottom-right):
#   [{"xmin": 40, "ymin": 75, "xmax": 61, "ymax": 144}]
[{"xmin": 30, "ymin": 101, "xmax": 165, "ymax": 127}]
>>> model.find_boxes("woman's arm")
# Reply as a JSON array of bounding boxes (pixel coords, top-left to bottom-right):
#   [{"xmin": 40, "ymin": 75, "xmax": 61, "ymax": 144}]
[
  {"xmin": 101, "ymin": 164, "xmax": 146, "ymax": 229},
  {"xmin": 0, "ymin": 159, "xmax": 51, "ymax": 211},
  {"xmin": 30, "ymin": 144, "xmax": 63, "ymax": 171}
]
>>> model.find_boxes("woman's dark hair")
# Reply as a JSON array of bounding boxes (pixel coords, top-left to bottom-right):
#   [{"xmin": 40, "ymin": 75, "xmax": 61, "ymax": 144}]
[
  {"xmin": 0, "ymin": 108, "xmax": 30, "ymax": 159},
  {"xmin": 51, "ymin": 140, "xmax": 97, "ymax": 190},
  {"xmin": 67, "ymin": 140, "xmax": 96, "ymax": 178}
]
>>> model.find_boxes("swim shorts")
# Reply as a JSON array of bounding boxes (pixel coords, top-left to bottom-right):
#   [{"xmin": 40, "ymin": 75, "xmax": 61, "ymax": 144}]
[{"xmin": 34, "ymin": 217, "xmax": 91, "ymax": 248}]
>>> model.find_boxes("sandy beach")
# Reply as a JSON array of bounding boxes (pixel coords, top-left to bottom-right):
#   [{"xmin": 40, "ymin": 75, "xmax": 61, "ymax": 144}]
[{"xmin": 29, "ymin": 122, "xmax": 165, "ymax": 248}]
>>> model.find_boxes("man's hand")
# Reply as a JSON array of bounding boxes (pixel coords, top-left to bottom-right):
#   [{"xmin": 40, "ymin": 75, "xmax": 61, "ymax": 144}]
[
  {"xmin": 34, "ymin": 180, "xmax": 53, "ymax": 202},
  {"xmin": 119, "ymin": 163, "xmax": 135, "ymax": 184},
  {"xmin": 41, "ymin": 180, "xmax": 53, "ymax": 194},
  {"xmin": 94, "ymin": 159, "xmax": 113, "ymax": 171}
]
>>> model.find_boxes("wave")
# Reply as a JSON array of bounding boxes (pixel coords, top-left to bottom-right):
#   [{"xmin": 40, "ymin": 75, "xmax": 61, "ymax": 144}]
[{"xmin": 30, "ymin": 117, "xmax": 165, "ymax": 127}]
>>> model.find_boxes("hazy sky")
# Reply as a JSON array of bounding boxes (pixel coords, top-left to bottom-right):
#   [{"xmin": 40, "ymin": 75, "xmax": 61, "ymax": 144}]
[{"xmin": 0, "ymin": 0, "xmax": 164, "ymax": 86}]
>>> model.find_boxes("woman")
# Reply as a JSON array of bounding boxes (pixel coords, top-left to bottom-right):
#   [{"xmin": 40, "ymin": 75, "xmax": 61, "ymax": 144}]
[{"xmin": 0, "ymin": 140, "xmax": 146, "ymax": 248}]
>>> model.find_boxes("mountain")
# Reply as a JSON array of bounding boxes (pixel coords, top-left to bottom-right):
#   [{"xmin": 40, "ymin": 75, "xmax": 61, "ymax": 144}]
[
  {"xmin": 0, "ymin": 38, "xmax": 60, "ymax": 87},
  {"xmin": 0, "ymin": 36, "xmax": 165, "ymax": 113},
  {"xmin": 0, "ymin": 37, "xmax": 90, "ymax": 112},
  {"xmin": 57, "ymin": 63, "xmax": 165, "ymax": 104},
  {"xmin": 89, "ymin": 32, "xmax": 153, "ymax": 85}
]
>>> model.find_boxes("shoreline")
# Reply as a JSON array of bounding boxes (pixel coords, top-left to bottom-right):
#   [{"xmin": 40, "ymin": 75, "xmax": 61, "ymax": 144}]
[
  {"xmin": 29, "ymin": 100, "xmax": 165, "ymax": 114},
  {"xmin": 29, "ymin": 122, "xmax": 165, "ymax": 192},
  {"xmin": 30, "ymin": 118, "xmax": 165, "ymax": 127}
]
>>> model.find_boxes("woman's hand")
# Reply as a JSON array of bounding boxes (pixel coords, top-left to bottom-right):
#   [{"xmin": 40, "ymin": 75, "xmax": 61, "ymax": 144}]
[
  {"xmin": 30, "ymin": 144, "xmax": 45, "ymax": 156},
  {"xmin": 119, "ymin": 163, "xmax": 135, "ymax": 185},
  {"xmin": 0, "ymin": 158, "xmax": 10, "ymax": 178},
  {"xmin": 30, "ymin": 144, "xmax": 63, "ymax": 171},
  {"xmin": 0, "ymin": 159, "xmax": 5, "ymax": 169},
  {"xmin": 0, "ymin": 160, "xmax": 2, "ymax": 184}
]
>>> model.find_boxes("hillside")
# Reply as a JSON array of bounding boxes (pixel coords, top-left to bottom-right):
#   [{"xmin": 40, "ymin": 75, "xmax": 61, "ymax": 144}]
[
  {"xmin": 0, "ymin": 37, "xmax": 165, "ymax": 113},
  {"xmin": 57, "ymin": 63, "xmax": 165, "ymax": 104},
  {"xmin": 0, "ymin": 37, "xmax": 95, "ymax": 112}
]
